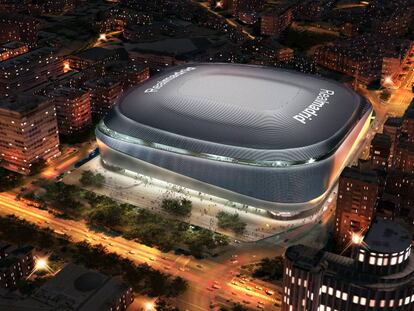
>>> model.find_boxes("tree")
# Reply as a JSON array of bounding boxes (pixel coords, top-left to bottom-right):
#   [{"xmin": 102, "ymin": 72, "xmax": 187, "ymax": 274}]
[
  {"xmin": 216, "ymin": 212, "xmax": 246, "ymax": 234},
  {"xmin": 161, "ymin": 198, "xmax": 192, "ymax": 217},
  {"xmin": 155, "ymin": 298, "xmax": 180, "ymax": 311},
  {"xmin": 168, "ymin": 277, "xmax": 188, "ymax": 297},
  {"xmin": 80, "ymin": 170, "xmax": 105, "ymax": 188},
  {"xmin": 253, "ymin": 256, "xmax": 284, "ymax": 281},
  {"xmin": 0, "ymin": 168, "xmax": 22, "ymax": 191},
  {"xmin": 29, "ymin": 159, "xmax": 47, "ymax": 176}
]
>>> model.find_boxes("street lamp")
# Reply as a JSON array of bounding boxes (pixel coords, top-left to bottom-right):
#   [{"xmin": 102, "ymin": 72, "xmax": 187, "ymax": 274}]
[
  {"xmin": 144, "ymin": 302, "xmax": 154, "ymax": 311},
  {"xmin": 34, "ymin": 257, "xmax": 49, "ymax": 271},
  {"xmin": 99, "ymin": 33, "xmax": 107, "ymax": 41},
  {"xmin": 351, "ymin": 232, "xmax": 363, "ymax": 245}
]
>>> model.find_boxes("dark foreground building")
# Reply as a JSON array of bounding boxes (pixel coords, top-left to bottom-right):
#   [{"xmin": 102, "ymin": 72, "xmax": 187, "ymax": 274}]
[
  {"xmin": 282, "ymin": 219, "xmax": 414, "ymax": 311},
  {"xmin": 97, "ymin": 63, "xmax": 372, "ymax": 219}
]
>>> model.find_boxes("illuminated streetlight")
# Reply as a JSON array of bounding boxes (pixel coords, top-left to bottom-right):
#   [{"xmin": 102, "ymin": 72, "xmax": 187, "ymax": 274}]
[
  {"xmin": 35, "ymin": 258, "xmax": 48, "ymax": 271},
  {"xmin": 383, "ymin": 76, "xmax": 393, "ymax": 85},
  {"xmin": 99, "ymin": 33, "xmax": 107, "ymax": 41},
  {"xmin": 351, "ymin": 232, "xmax": 363, "ymax": 245},
  {"xmin": 63, "ymin": 61, "xmax": 71, "ymax": 73},
  {"xmin": 144, "ymin": 302, "xmax": 154, "ymax": 310},
  {"xmin": 216, "ymin": 1, "xmax": 224, "ymax": 8}
]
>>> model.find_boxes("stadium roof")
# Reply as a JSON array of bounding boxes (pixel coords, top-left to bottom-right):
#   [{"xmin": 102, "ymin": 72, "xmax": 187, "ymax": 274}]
[{"xmin": 104, "ymin": 63, "xmax": 371, "ymax": 162}]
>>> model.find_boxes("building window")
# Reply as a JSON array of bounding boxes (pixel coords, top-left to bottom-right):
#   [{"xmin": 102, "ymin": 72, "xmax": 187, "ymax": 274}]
[
  {"xmin": 342, "ymin": 293, "xmax": 348, "ymax": 301},
  {"xmin": 353, "ymin": 296, "xmax": 359, "ymax": 304}
]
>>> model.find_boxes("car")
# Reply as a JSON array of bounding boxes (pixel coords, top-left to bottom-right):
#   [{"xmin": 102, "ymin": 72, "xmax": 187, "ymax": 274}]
[
  {"xmin": 164, "ymin": 266, "xmax": 171, "ymax": 270},
  {"xmin": 128, "ymin": 250, "xmax": 135, "ymax": 254},
  {"xmin": 255, "ymin": 286, "xmax": 263, "ymax": 290},
  {"xmin": 179, "ymin": 267, "xmax": 186, "ymax": 271},
  {"xmin": 149, "ymin": 257, "xmax": 155, "ymax": 261},
  {"xmin": 212, "ymin": 284, "xmax": 221, "ymax": 289},
  {"xmin": 257, "ymin": 305, "xmax": 264, "ymax": 309},
  {"xmin": 242, "ymin": 300, "xmax": 250, "ymax": 304},
  {"xmin": 265, "ymin": 290, "xmax": 275, "ymax": 295},
  {"xmin": 196, "ymin": 264, "xmax": 203, "ymax": 269}
]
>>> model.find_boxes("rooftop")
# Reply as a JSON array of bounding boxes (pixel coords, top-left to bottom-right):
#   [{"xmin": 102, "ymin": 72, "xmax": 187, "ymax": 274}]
[
  {"xmin": 32, "ymin": 263, "xmax": 129, "ymax": 311},
  {"xmin": 106, "ymin": 63, "xmax": 370, "ymax": 163},
  {"xmin": 73, "ymin": 47, "xmax": 117, "ymax": 62},
  {"xmin": 371, "ymin": 133, "xmax": 391, "ymax": 148},
  {"xmin": 0, "ymin": 94, "xmax": 49, "ymax": 114},
  {"xmin": 363, "ymin": 218, "xmax": 411, "ymax": 253},
  {"xmin": 341, "ymin": 166, "xmax": 379, "ymax": 184}
]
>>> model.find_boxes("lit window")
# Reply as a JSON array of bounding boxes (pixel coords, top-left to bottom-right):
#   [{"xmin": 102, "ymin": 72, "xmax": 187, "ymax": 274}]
[
  {"xmin": 369, "ymin": 299, "xmax": 375, "ymax": 307},
  {"xmin": 336, "ymin": 290, "xmax": 341, "ymax": 298},
  {"xmin": 353, "ymin": 296, "xmax": 359, "ymax": 304},
  {"xmin": 342, "ymin": 293, "xmax": 348, "ymax": 301},
  {"xmin": 391, "ymin": 257, "xmax": 397, "ymax": 265},
  {"xmin": 358, "ymin": 253, "xmax": 364, "ymax": 262},
  {"xmin": 321, "ymin": 285, "xmax": 327, "ymax": 293},
  {"xmin": 360, "ymin": 297, "xmax": 366, "ymax": 305},
  {"xmin": 369, "ymin": 256, "xmax": 376, "ymax": 265}
]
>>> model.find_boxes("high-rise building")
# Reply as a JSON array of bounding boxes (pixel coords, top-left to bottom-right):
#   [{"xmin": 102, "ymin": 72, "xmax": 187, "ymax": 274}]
[
  {"xmin": 334, "ymin": 166, "xmax": 379, "ymax": 250},
  {"xmin": 282, "ymin": 219, "xmax": 414, "ymax": 311},
  {"xmin": 0, "ymin": 94, "xmax": 60, "ymax": 175},
  {"xmin": 260, "ymin": 7, "xmax": 293, "ymax": 37},
  {"xmin": 383, "ymin": 170, "xmax": 414, "ymax": 221},
  {"xmin": 85, "ymin": 77, "xmax": 122, "ymax": 118},
  {"xmin": 370, "ymin": 133, "xmax": 391, "ymax": 171},
  {"xmin": 0, "ymin": 41, "xmax": 28, "ymax": 61},
  {"xmin": 0, "ymin": 47, "xmax": 63, "ymax": 97},
  {"xmin": 402, "ymin": 99, "xmax": 414, "ymax": 143},
  {"xmin": 393, "ymin": 140, "xmax": 414, "ymax": 173},
  {"xmin": 0, "ymin": 14, "xmax": 38, "ymax": 47},
  {"xmin": 0, "ymin": 243, "xmax": 34, "ymax": 290},
  {"xmin": 106, "ymin": 62, "xmax": 150, "ymax": 91},
  {"xmin": 48, "ymin": 87, "xmax": 92, "ymax": 136},
  {"xmin": 383, "ymin": 117, "xmax": 402, "ymax": 166}
]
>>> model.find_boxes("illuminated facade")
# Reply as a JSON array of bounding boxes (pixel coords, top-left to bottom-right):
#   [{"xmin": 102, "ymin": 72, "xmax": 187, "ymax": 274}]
[
  {"xmin": 0, "ymin": 94, "xmax": 60, "ymax": 174},
  {"xmin": 97, "ymin": 63, "xmax": 372, "ymax": 219},
  {"xmin": 334, "ymin": 167, "xmax": 379, "ymax": 250},
  {"xmin": 282, "ymin": 219, "xmax": 414, "ymax": 311}
]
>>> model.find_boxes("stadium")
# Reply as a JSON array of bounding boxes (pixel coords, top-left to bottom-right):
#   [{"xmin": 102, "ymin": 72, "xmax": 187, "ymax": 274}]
[{"xmin": 96, "ymin": 63, "xmax": 373, "ymax": 219}]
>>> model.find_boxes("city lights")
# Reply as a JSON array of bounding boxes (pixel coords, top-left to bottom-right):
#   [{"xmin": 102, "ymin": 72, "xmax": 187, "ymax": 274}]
[
  {"xmin": 351, "ymin": 232, "xmax": 364, "ymax": 245},
  {"xmin": 144, "ymin": 302, "xmax": 154, "ymax": 310},
  {"xmin": 63, "ymin": 61, "xmax": 71, "ymax": 73},
  {"xmin": 98, "ymin": 33, "xmax": 107, "ymax": 41},
  {"xmin": 384, "ymin": 76, "xmax": 394, "ymax": 85}
]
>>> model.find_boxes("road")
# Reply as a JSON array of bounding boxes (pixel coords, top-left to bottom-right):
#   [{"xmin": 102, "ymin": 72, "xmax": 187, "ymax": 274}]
[
  {"xmin": 0, "ymin": 192, "xmax": 287, "ymax": 311},
  {"xmin": 192, "ymin": 0, "xmax": 256, "ymax": 40}
]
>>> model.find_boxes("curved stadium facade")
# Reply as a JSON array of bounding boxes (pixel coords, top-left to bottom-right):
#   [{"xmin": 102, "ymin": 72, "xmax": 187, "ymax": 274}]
[{"xmin": 96, "ymin": 63, "xmax": 373, "ymax": 219}]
